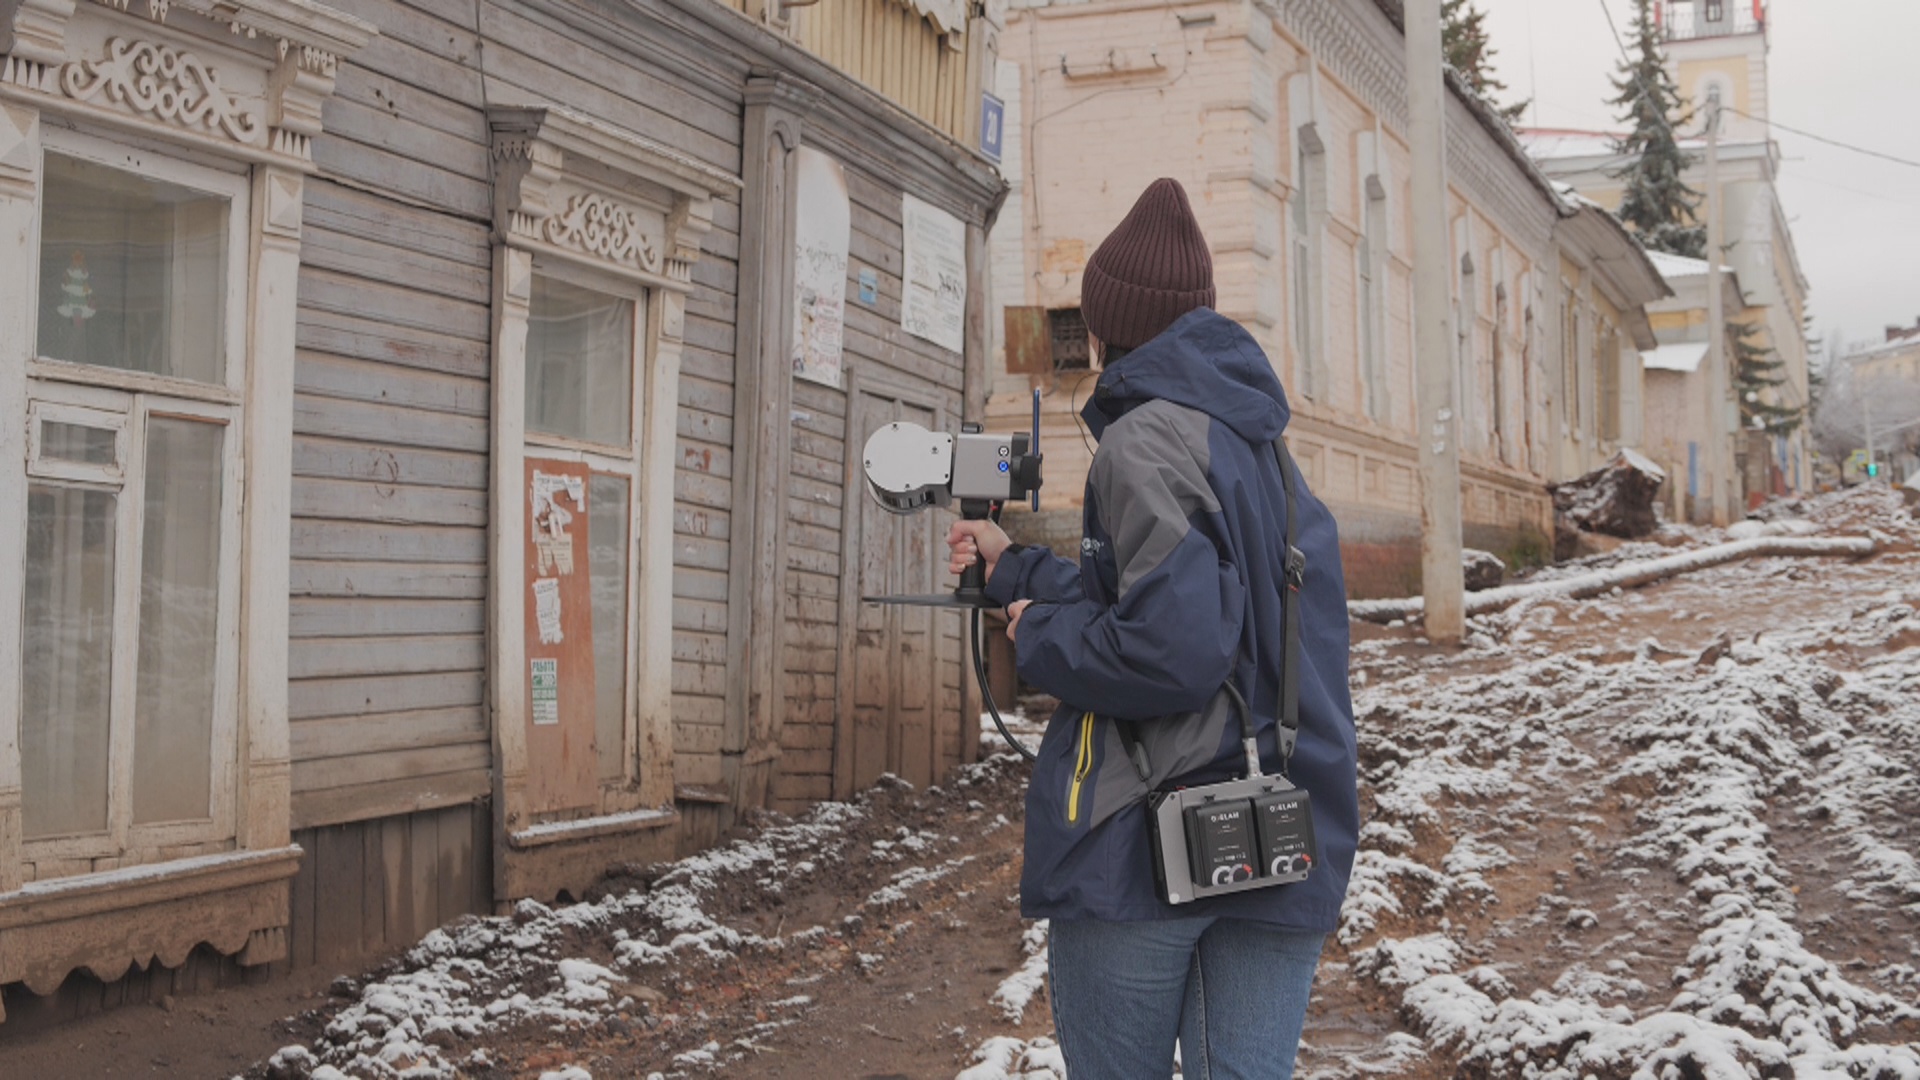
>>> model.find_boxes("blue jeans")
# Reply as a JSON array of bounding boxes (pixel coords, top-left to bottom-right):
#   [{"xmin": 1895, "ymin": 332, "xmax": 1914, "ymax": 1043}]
[{"xmin": 1047, "ymin": 916, "xmax": 1324, "ymax": 1080}]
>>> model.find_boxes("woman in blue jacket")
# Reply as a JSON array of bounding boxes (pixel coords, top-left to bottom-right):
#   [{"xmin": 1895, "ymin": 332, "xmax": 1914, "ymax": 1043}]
[{"xmin": 948, "ymin": 178, "xmax": 1360, "ymax": 1079}]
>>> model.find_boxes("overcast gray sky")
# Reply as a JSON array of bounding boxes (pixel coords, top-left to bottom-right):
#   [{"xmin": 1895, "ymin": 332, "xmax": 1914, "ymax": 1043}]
[{"xmin": 1477, "ymin": 0, "xmax": 1920, "ymax": 359}]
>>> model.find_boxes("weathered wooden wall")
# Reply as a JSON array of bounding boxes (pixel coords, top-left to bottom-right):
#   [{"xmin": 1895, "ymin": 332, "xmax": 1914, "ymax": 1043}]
[
  {"xmin": 286, "ymin": 0, "xmax": 749, "ymax": 836},
  {"xmin": 285, "ymin": 804, "xmax": 492, "ymax": 967},
  {"xmin": 0, "ymin": 0, "xmax": 1000, "ymax": 1034},
  {"xmin": 791, "ymin": 0, "xmax": 976, "ymax": 145},
  {"xmin": 775, "ymin": 378, "xmax": 850, "ymax": 808},
  {"xmin": 287, "ymin": 0, "xmax": 497, "ymax": 833},
  {"xmin": 772, "ymin": 160, "xmax": 971, "ymax": 811},
  {"xmin": 279, "ymin": 0, "xmax": 992, "ymax": 913}
]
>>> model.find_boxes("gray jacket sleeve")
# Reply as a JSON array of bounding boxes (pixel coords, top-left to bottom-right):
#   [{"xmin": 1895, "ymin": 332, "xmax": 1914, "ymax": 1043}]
[{"xmin": 1011, "ymin": 402, "xmax": 1249, "ymax": 720}]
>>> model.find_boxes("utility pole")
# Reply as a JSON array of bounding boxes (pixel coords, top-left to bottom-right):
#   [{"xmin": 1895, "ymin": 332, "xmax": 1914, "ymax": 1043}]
[
  {"xmin": 1406, "ymin": 0, "xmax": 1464, "ymax": 643},
  {"xmin": 1703, "ymin": 100, "xmax": 1731, "ymax": 525}
]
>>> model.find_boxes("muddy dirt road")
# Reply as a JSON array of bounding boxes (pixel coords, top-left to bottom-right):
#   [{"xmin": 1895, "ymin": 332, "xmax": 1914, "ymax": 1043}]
[{"xmin": 4, "ymin": 488, "xmax": 1915, "ymax": 1079}]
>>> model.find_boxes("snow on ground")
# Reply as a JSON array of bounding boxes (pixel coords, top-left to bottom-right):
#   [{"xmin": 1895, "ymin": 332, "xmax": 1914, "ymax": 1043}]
[
  {"xmin": 260, "ymin": 803, "xmax": 848, "ymax": 1078},
  {"xmin": 1324, "ymin": 489, "xmax": 1920, "ymax": 1077},
  {"xmin": 959, "ymin": 487, "xmax": 1920, "ymax": 1079},
  {"xmin": 1374, "ymin": 629, "xmax": 1920, "ymax": 1076},
  {"xmin": 250, "ymin": 783, "xmax": 951, "ymax": 1078},
  {"xmin": 250, "ymin": 488, "xmax": 1917, "ymax": 1080}
]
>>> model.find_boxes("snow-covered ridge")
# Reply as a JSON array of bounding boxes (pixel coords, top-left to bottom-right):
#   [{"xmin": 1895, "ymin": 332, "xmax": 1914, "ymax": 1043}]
[
  {"xmin": 255, "ymin": 796, "xmax": 881, "ymax": 1078},
  {"xmin": 1337, "ymin": 571, "xmax": 1920, "ymax": 1075}
]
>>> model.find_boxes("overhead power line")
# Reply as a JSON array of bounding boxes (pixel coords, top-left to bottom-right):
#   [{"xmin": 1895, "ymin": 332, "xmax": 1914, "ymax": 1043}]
[{"xmin": 1720, "ymin": 105, "xmax": 1920, "ymax": 172}]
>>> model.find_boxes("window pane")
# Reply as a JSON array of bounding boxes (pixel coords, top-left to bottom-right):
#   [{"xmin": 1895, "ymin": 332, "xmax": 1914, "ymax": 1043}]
[
  {"xmin": 588, "ymin": 473, "xmax": 630, "ymax": 781},
  {"xmin": 42, "ymin": 420, "xmax": 118, "ymax": 466},
  {"xmin": 526, "ymin": 276, "xmax": 633, "ymax": 446},
  {"xmin": 37, "ymin": 153, "xmax": 227, "ymax": 384},
  {"xmin": 22, "ymin": 484, "xmax": 117, "ymax": 839},
  {"xmin": 133, "ymin": 418, "xmax": 225, "ymax": 824}
]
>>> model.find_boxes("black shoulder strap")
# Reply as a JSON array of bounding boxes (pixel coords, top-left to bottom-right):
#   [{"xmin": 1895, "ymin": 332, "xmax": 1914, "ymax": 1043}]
[{"xmin": 1275, "ymin": 438, "xmax": 1306, "ymax": 765}]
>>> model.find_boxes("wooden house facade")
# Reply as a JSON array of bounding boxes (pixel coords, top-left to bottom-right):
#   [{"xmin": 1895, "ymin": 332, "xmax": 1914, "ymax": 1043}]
[{"xmin": 0, "ymin": 0, "xmax": 1004, "ymax": 1021}]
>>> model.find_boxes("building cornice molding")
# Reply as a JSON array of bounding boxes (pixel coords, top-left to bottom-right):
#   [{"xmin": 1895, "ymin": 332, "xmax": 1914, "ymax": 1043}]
[{"xmin": 0, "ymin": 845, "xmax": 302, "ymax": 998}]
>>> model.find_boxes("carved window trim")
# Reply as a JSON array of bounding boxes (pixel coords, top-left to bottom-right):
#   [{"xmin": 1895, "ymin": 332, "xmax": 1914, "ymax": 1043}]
[
  {"xmin": 489, "ymin": 104, "xmax": 739, "ymax": 293},
  {"xmin": 0, "ymin": 0, "xmax": 375, "ymax": 1003},
  {"xmin": 2, "ymin": 0, "xmax": 376, "ymax": 168},
  {"xmin": 483, "ymin": 105, "xmax": 740, "ymax": 885}
]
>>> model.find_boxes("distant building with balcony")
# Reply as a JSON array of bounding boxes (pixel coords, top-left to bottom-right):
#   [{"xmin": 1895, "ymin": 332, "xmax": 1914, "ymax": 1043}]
[{"xmin": 1519, "ymin": 0, "xmax": 1813, "ymax": 506}]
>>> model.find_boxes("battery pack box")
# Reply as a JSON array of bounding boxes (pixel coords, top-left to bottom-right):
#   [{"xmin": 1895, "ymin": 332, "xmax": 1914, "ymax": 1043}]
[
  {"xmin": 1252, "ymin": 789, "xmax": 1316, "ymax": 883},
  {"xmin": 1183, "ymin": 800, "xmax": 1257, "ymax": 887},
  {"xmin": 1149, "ymin": 775, "xmax": 1317, "ymax": 905}
]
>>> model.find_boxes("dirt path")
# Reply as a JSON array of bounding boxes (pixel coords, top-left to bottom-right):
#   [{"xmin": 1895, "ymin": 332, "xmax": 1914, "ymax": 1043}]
[
  {"xmin": 1295, "ymin": 492, "xmax": 1920, "ymax": 1077},
  {"xmin": 4, "ymin": 489, "xmax": 1915, "ymax": 1079}
]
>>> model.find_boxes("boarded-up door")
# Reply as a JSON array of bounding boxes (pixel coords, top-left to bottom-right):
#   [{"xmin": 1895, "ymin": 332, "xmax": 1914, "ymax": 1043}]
[
  {"xmin": 839, "ymin": 388, "xmax": 945, "ymax": 795},
  {"xmin": 523, "ymin": 458, "xmax": 599, "ymax": 813}
]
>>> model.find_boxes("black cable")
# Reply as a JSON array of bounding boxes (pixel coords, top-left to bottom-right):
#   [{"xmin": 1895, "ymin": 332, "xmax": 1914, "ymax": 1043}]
[
  {"xmin": 1222, "ymin": 681, "xmax": 1254, "ymax": 744},
  {"xmin": 1592, "ymin": 4, "xmax": 1920, "ymax": 174},
  {"xmin": 973, "ymin": 606, "xmax": 1037, "ymax": 763},
  {"xmin": 1720, "ymin": 105, "xmax": 1920, "ymax": 171}
]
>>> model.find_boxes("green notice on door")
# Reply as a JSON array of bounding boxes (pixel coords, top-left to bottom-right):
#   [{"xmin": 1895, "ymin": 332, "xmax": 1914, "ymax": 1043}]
[{"xmin": 531, "ymin": 657, "xmax": 559, "ymax": 726}]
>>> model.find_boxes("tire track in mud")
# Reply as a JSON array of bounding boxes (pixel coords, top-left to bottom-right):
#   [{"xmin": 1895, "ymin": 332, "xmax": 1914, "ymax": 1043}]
[{"xmin": 1306, "ymin": 564, "xmax": 1920, "ymax": 1079}]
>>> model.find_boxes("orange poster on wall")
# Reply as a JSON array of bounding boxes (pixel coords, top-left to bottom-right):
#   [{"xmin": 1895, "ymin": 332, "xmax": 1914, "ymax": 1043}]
[{"xmin": 523, "ymin": 458, "xmax": 598, "ymax": 814}]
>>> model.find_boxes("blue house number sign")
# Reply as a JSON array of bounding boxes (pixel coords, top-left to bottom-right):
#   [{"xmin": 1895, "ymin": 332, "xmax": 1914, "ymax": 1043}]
[{"xmin": 980, "ymin": 93, "xmax": 1004, "ymax": 163}]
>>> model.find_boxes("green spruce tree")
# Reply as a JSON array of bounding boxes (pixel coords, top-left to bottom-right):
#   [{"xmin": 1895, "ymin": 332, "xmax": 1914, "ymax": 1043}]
[
  {"xmin": 1802, "ymin": 312, "xmax": 1824, "ymax": 418},
  {"xmin": 1732, "ymin": 319, "xmax": 1802, "ymax": 435},
  {"xmin": 1609, "ymin": 0, "xmax": 1704, "ymax": 258},
  {"xmin": 1443, "ymin": 0, "xmax": 1529, "ymax": 124}
]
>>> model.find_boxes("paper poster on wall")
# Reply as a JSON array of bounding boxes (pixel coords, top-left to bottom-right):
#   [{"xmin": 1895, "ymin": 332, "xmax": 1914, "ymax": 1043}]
[
  {"xmin": 531, "ymin": 577, "xmax": 563, "ymax": 645},
  {"xmin": 901, "ymin": 193, "xmax": 966, "ymax": 355},
  {"xmin": 530, "ymin": 658, "xmax": 559, "ymax": 726},
  {"xmin": 792, "ymin": 147, "xmax": 850, "ymax": 388},
  {"xmin": 530, "ymin": 470, "xmax": 584, "ymax": 575}
]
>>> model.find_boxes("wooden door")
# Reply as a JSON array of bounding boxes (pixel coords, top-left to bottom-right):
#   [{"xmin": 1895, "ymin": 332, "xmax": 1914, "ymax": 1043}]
[
  {"xmin": 840, "ymin": 389, "xmax": 944, "ymax": 794},
  {"xmin": 521, "ymin": 457, "xmax": 599, "ymax": 813}
]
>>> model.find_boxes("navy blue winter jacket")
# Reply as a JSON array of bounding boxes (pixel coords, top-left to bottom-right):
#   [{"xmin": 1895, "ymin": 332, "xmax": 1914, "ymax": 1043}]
[{"xmin": 983, "ymin": 308, "xmax": 1359, "ymax": 931}]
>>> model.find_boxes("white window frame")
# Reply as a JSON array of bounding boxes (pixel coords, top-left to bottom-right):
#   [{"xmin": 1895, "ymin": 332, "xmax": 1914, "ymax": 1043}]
[
  {"xmin": 520, "ymin": 257, "xmax": 650, "ymax": 790},
  {"xmin": 30, "ymin": 130, "xmax": 252, "ymax": 398},
  {"xmin": 0, "ymin": 0, "xmax": 372, "ymax": 999},
  {"xmin": 27, "ymin": 400, "xmax": 129, "ymax": 484},
  {"xmin": 483, "ymin": 105, "xmax": 736, "ymax": 892},
  {"xmin": 19, "ymin": 131, "xmax": 251, "ymax": 869},
  {"xmin": 1358, "ymin": 172, "xmax": 1390, "ymax": 424},
  {"xmin": 1289, "ymin": 125, "xmax": 1327, "ymax": 401}
]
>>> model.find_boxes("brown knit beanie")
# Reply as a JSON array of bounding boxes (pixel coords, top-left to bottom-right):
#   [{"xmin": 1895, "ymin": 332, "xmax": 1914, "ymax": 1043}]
[{"xmin": 1080, "ymin": 178, "xmax": 1216, "ymax": 351}]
